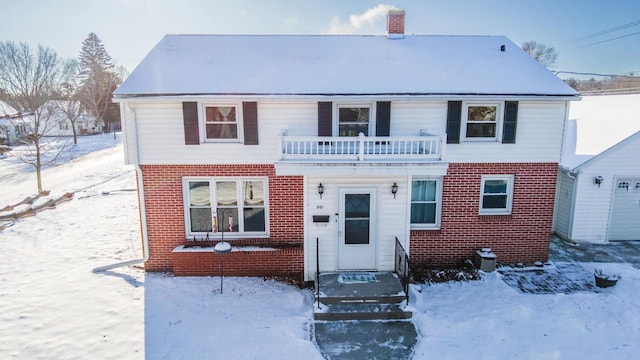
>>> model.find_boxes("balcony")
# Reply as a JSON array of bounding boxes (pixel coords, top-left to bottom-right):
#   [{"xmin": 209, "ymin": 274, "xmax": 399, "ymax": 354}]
[
  {"xmin": 278, "ymin": 132, "xmax": 446, "ymax": 162},
  {"xmin": 275, "ymin": 132, "xmax": 448, "ymax": 176}
]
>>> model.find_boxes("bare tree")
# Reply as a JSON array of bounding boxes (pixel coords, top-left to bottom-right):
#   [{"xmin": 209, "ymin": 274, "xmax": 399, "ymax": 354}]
[
  {"xmin": 522, "ymin": 41, "xmax": 558, "ymax": 69},
  {"xmin": 0, "ymin": 41, "xmax": 72, "ymax": 194},
  {"xmin": 55, "ymin": 60, "xmax": 83, "ymax": 144}
]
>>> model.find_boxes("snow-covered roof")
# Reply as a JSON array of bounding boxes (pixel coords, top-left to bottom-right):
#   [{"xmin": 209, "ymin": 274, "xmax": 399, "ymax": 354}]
[
  {"xmin": 115, "ymin": 34, "xmax": 577, "ymax": 97},
  {"xmin": 562, "ymin": 94, "xmax": 640, "ymax": 169},
  {"xmin": 0, "ymin": 101, "xmax": 18, "ymax": 116}
]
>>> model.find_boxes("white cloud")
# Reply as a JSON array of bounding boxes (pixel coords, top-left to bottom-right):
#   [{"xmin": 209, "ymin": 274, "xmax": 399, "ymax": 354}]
[{"xmin": 326, "ymin": 4, "xmax": 399, "ymax": 35}]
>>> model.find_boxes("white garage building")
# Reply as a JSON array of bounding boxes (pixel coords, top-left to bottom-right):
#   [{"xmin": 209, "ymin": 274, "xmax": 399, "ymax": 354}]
[{"xmin": 555, "ymin": 94, "xmax": 640, "ymax": 243}]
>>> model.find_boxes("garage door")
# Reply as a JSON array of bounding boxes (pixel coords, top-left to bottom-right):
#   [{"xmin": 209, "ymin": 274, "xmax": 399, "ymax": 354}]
[{"xmin": 609, "ymin": 178, "xmax": 640, "ymax": 240}]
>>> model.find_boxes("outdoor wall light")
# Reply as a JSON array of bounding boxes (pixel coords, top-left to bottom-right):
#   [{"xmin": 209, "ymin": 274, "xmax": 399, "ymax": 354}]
[
  {"xmin": 391, "ymin": 182, "xmax": 399, "ymax": 198},
  {"xmin": 318, "ymin": 183, "xmax": 324, "ymax": 199},
  {"xmin": 594, "ymin": 176, "xmax": 604, "ymax": 187},
  {"xmin": 636, "ymin": 182, "xmax": 640, "ymax": 189}
]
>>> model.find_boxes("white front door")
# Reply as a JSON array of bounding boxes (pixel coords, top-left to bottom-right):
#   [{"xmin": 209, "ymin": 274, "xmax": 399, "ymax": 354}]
[
  {"xmin": 609, "ymin": 178, "xmax": 640, "ymax": 240},
  {"xmin": 338, "ymin": 188, "xmax": 377, "ymax": 270}
]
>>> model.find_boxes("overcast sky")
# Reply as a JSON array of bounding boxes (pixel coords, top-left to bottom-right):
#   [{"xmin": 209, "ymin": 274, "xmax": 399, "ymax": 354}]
[{"xmin": 2, "ymin": 0, "xmax": 639, "ymax": 79}]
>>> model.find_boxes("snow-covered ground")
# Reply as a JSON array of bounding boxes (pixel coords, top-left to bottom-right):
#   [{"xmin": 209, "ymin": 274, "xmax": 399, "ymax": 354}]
[{"xmin": 1, "ymin": 135, "xmax": 639, "ymax": 359}]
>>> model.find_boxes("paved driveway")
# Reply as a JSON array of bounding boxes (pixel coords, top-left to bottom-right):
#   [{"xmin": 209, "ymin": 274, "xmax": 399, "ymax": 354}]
[{"xmin": 550, "ymin": 236, "xmax": 640, "ymax": 269}]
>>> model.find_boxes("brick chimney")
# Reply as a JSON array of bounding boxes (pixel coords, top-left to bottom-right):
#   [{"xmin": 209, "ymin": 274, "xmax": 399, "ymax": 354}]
[{"xmin": 386, "ymin": 9, "xmax": 405, "ymax": 39}]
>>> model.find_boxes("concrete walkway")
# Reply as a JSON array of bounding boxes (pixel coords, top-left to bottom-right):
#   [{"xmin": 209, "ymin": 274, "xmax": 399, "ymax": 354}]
[
  {"xmin": 550, "ymin": 236, "xmax": 640, "ymax": 268},
  {"xmin": 314, "ymin": 320, "xmax": 417, "ymax": 360}
]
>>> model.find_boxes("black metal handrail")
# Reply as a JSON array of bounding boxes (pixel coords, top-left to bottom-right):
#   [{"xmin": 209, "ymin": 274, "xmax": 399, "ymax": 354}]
[
  {"xmin": 394, "ymin": 236, "xmax": 411, "ymax": 304},
  {"xmin": 316, "ymin": 237, "xmax": 320, "ymax": 309}
]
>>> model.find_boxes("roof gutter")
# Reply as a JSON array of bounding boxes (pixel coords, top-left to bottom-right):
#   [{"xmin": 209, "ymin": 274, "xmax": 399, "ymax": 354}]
[{"xmin": 93, "ymin": 103, "xmax": 150, "ymax": 273}]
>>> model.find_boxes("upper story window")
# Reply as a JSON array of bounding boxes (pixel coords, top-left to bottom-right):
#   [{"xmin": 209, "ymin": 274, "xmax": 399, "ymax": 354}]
[
  {"xmin": 410, "ymin": 178, "xmax": 442, "ymax": 229},
  {"xmin": 184, "ymin": 177, "xmax": 267, "ymax": 237},
  {"xmin": 463, "ymin": 103, "xmax": 502, "ymax": 141},
  {"xmin": 338, "ymin": 106, "xmax": 370, "ymax": 137},
  {"xmin": 479, "ymin": 175, "xmax": 514, "ymax": 215},
  {"xmin": 204, "ymin": 105, "xmax": 239, "ymax": 140}
]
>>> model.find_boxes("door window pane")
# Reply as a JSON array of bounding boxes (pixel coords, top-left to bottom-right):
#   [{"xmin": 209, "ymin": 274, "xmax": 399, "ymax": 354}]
[
  {"xmin": 345, "ymin": 194, "xmax": 370, "ymax": 218},
  {"xmin": 345, "ymin": 219, "xmax": 370, "ymax": 244}
]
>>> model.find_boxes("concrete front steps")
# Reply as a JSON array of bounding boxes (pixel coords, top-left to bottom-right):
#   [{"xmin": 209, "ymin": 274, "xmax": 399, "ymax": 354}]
[{"xmin": 313, "ymin": 272, "xmax": 412, "ymax": 321}]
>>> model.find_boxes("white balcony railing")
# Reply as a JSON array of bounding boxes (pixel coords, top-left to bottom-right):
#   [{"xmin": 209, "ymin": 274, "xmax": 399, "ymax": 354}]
[{"xmin": 279, "ymin": 132, "xmax": 446, "ymax": 161}]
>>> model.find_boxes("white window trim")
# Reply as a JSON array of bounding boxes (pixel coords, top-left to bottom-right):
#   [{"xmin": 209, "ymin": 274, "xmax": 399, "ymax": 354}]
[
  {"xmin": 182, "ymin": 176, "xmax": 269, "ymax": 239},
  {"xmin": 200, "ymin": 102, "xmax": 244, "ymax": 143},
  {"xmin": 479, "ymin": 175, "xmax": 514, "ymax": 215},
  {"xmin": 461, "ymin": 102, "xmax": 503, "ymax": 142},
  {"xmin": 410, "ymin": 177, "xmax": 443, "ymax": 230},
  {"xmin": 334, "ymin": 102, "xmax": 375, "ymax": 137}
]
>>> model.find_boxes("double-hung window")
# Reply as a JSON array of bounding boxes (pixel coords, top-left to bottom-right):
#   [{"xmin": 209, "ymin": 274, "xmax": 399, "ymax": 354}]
[
  {"xmin": 410, "ymin": 178, "xmax": 442, "ymax": 229},
  {"xmin": 463, "ymin": 103, "xmax": 501, "ymax": 141},
  {"xmin": 479, "ymin": 175, "xmax": 514, "ymax": 215},
  {"xmin": 204, "ymin": 105, "xmax": 239, "ymax": 140},
  {"xmin": 338, "ymin": 106, "xmax": 370, "ymax": 137},
  {"xmin": 184, "ymin": 177, "xmax": 267, "ymax": 236}
]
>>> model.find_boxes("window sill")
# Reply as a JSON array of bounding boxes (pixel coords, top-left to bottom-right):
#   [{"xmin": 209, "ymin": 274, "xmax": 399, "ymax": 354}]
[{"xmin": 410, "ymin": 225, "xmax": 441, "ymax": 231}]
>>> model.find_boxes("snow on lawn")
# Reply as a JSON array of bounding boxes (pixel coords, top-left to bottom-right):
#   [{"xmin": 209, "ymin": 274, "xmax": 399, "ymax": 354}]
[
  {"xmin": 411, "ymin": 263, "xmax": 640, "ymax": 359},
  {"xmin": 2, "ymin": 135, "xmax": 640, "ymax": 359}
]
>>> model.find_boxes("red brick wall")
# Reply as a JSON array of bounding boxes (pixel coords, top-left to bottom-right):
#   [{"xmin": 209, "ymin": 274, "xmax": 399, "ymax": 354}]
[
  {"xmin": 140, "ymin": 164, "xmax": 303, "ymax": 271},
  {"xmin": 172, "ymin": 247, "xmax": 303, "ymax": 277},
  {"xmin": 410, "ymin": 163, "xmax": 558, "ymax": 267}
]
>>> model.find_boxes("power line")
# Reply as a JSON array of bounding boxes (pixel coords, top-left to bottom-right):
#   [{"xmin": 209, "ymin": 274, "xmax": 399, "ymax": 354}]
[
  {"xmin": 578, "ymin": 30, "xmax": 640, "ymax": 48},
  {"xmin": 575, "ymin": 19, "xmax": 640, "ymax": 41},
  {"xmin": 554, "ymin": 71, "xmax": 640, "ymax": 78}
]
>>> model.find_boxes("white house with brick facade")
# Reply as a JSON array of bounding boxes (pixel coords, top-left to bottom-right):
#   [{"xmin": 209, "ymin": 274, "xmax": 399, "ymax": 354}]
[{"xmin": 114, "ymin": 10, "xmax": 578, "ymax": 281}]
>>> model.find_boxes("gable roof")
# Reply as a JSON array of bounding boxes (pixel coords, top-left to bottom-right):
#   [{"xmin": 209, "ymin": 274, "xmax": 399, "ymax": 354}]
[
  {"xmin": 115, "ymin": 34, "xmax": 577, "ymax": 98},
  {"xmin": 562, "ymin": 94, "xmax": 640, "ymax": 169},
  {"xmin": 573, "ymin": 130, "xmax": 640, "ymax": 172}
]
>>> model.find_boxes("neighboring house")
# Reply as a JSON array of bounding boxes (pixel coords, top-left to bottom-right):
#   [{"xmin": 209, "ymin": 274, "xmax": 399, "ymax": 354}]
[
  {"xmin": 42, "ymin": 101, "xmax": 102, "ymax": 137},
  {"xmin": 554, "ymin": 94, "xmax": 640, "ymax": 243},
  {"xmin": 0, "ymin": 101, "xmax": 33, "ymax": 145},
  {"xmin": 114, "ymin": 10, "xmax": 578, "ymax": 280}
]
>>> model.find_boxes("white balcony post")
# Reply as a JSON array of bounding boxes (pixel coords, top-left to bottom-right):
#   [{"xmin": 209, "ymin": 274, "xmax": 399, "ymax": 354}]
[
  {"xmin": 358, "ymin": 132, "xmax": 365, "ymax": 161},
  {"xmin": 279, "ymin": 130, "xmax": 287, "ymax": 160},
  {"xmin": 440, "ymin": 134, "xmax": 447, "ymax": 160}
]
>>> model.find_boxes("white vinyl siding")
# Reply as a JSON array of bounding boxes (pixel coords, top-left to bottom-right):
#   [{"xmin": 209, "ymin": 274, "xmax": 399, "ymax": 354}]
[
  {"xmin": 122, "ymin": 99, "xmax": 569, "ymax": 165},
  {"xmin": 304, "ymin": 176, "xmax": 408, "ymax": 280},
  {"xmin": 553, "ymin": 169, "xmax": 575, "ymax": 239}
]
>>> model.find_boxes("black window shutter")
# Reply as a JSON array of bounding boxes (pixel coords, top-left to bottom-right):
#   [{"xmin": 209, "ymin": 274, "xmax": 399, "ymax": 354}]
[
  {"xmin": 376, "ymin": 101, "xmax": 391, "ymax": 137},
  {"xmin": 446, "ymin": 101, "xmax": 462, "ymax": 144},
  {"xmin": 182, "ymin": 102, "xmax": 199, "ymax": 145},
  {"xmin": 502, "ymin": 101, "xmax": 518, "ymax": 144},
  {"xmin": 318, "ymin": 102, "xmax": 332, "ymax": 136},
  {"xmin": 242, "ymin": 102, "xmax": 258, "ymax": 145}
]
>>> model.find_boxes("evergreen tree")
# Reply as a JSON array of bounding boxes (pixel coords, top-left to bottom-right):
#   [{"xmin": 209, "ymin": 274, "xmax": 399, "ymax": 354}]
[{"xmin": 77, "ymin": 33, "xmax": 121, "ymax": 133}]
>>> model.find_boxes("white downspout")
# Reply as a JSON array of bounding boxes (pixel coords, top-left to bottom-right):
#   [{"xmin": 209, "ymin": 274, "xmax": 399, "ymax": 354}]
[{"xmin": 93, "ymin": 102, "xmax": 150, "ymax": 272}]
